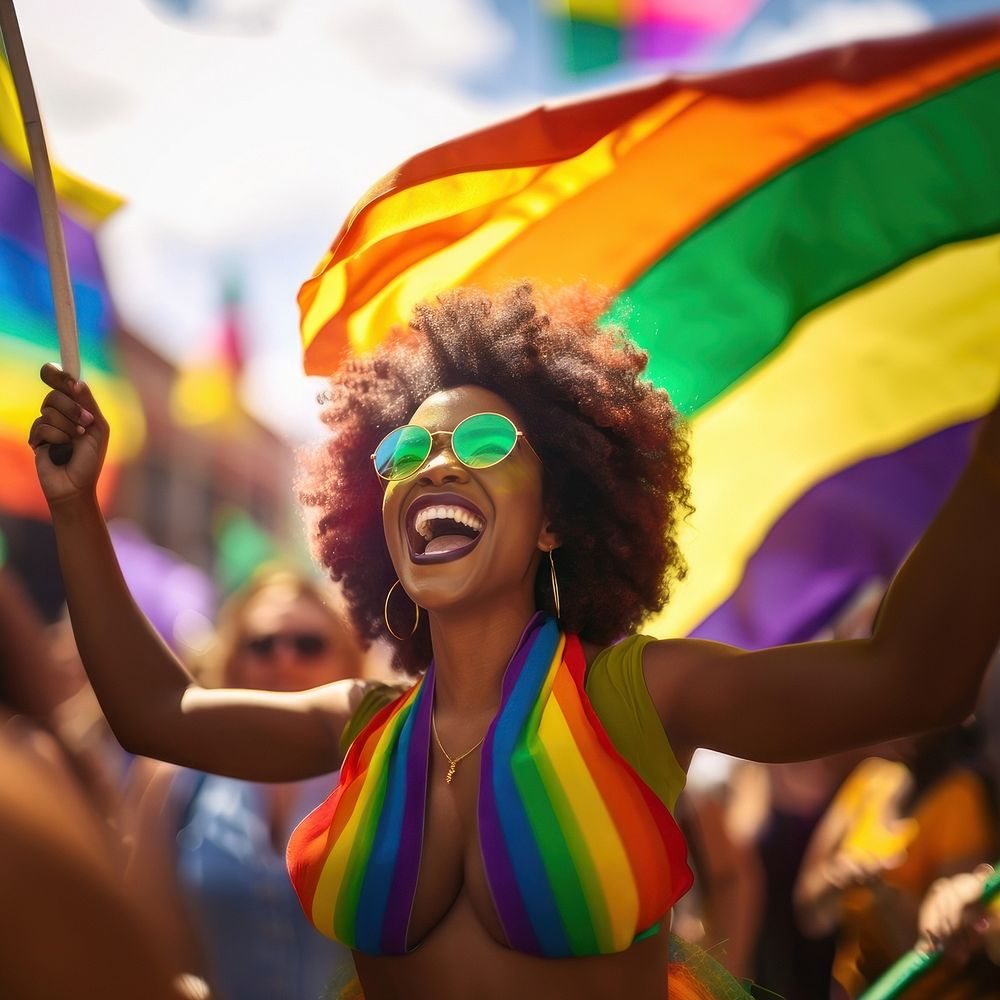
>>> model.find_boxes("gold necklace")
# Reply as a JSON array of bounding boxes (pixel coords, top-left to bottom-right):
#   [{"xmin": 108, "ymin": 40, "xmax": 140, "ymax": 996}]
[{"xmin": 431, "ymin": 711, "xmax": 485, "ymax": 784}]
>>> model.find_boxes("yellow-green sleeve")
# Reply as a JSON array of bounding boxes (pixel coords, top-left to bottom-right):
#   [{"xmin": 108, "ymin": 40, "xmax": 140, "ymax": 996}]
[
  {"xmin": 585, "ymin": 634, "xmax": 686, "ymax": 813},
  {"xmin": 339, "ymin": 683, "xmax": 410, "ymax": 755}
]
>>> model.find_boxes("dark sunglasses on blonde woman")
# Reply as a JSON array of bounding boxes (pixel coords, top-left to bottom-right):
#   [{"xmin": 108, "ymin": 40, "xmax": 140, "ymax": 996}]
[{"xmin": 244, "ymin": 633, "xmax": 330, "ymax": 659}]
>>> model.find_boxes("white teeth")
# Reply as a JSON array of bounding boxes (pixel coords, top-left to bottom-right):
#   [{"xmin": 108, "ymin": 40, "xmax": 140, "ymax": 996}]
[{"xmin": 413, "ymin": 503, "xmax": 485, "ymax": 541}]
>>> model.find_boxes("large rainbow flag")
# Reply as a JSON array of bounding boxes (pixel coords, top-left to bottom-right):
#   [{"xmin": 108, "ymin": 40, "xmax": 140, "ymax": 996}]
[
  {"xmin": 298, "ymin": 18, "xmax": 1000, "ymax": 645},
  {"xmin": 0, "ymin": 50, "xmax": 143, "ymax": 518}
]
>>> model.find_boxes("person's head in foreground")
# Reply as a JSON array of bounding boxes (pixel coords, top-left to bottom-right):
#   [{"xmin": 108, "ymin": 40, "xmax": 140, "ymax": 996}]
[{"xmin": 300, "ymin": 283, "xmax": 692, "ymax": 672}]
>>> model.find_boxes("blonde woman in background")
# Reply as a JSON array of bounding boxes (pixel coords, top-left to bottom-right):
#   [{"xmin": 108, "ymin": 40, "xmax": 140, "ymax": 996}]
[{"xmin": 128, "ymin": 566, "xmax": 376, "ymax": 1000}]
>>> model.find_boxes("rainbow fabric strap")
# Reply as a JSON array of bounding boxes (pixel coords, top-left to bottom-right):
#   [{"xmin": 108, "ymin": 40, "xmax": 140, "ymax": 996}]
[{"xmin": 287, "ymin": 613, "xmax": 692, "ymax": 956}]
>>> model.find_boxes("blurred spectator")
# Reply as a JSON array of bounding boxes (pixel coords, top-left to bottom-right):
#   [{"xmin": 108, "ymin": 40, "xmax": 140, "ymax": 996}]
[
  {"xmin": 744, "ymin": 582, "xmax": 891, "ymax": 1000},
  {"xmin": 976, "ymin": 643, "xmax": 1000, "ymax": 830},
  {"xmin": 128, "ymin": 566, "xmax": 362, "ymax": 1000},
  {"xmin": 0, "ymin": 568, "xmax": 127, "ymax": 854},
  {"xmin": 743, "ymin": 753, "xmax": 867, "ymax": 1000},
  {"xmin": 0, "ymin": 720, "xmax": 188, "ymax": 999},
  {"xmin": 46, "ymin": 608, "xmax": 133, "ymax": 828},
  {"xmin": 895, "ymin": 644, "xmax": 1000, "ymax": 999},
  {"xmin": 795, "ymin": 723, "xmax": 998, "ymax": 998},
  {"xmin": 675, "ymin": 750, "xmax": 765, "ymax": 981},
  {"xmin": 0, "ymin": 568, "xmax": 188, "ymax": 999}
]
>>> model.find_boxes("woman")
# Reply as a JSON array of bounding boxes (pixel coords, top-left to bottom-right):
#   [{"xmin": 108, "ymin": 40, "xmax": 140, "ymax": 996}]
[
  {"xmin": 29, "ymin": 284, "xmax": 1000, "ymax": 1000},
  {"xmin": 127, "ymin": 567, "xmax": 363, "ymax": 1000}
]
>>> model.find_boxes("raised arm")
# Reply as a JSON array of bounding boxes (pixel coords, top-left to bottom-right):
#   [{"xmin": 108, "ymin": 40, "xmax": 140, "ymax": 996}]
[
  {"xmin": 30, "ymin": 364, "xmax": 366, "ymax": 781},
  {"xmin": 645, "ymin": 400, "xmax": 1000, "ymax": 766}
]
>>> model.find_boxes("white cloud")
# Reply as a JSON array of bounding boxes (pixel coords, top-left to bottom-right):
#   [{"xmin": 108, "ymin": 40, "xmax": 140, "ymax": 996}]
[
  {"xmin": 13, "ymin": 0, "xmax": 518, "ymax": 439},
  {"xmin": 24, "ymin": 0, "xmax": 514, "ymax": 245},
  {"xmin": 728, "ymin": 0, "xmax": 932, "ymax": 65}
]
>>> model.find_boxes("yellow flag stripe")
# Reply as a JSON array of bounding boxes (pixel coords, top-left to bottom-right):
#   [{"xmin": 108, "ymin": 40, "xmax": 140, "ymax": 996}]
[{"xmin": 645, "ymin": 233, "xmax": 1000, "ymax": 639}]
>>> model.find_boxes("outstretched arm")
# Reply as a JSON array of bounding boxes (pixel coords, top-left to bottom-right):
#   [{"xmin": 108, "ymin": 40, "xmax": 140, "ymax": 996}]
[
  {"xmin": 645, "ymin": 400, "xmax": 1000, "ymax": 766},
  {"xmin": 31, "ymin": 364, "xmax": 367, "ymax": 781}
]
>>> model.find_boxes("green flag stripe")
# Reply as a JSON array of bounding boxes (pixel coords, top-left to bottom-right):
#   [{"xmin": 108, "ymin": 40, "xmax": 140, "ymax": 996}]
[
  {"xmin": 609, "ymin": 68, "xmax": 1000, "ymax": 417},
  {"xmin": 0, "ymin": 323, "xmax": 114, "ymax": 374},
  {"xmin": 0, "ymin": 298, "xmax": 114, "ymax": 372}
]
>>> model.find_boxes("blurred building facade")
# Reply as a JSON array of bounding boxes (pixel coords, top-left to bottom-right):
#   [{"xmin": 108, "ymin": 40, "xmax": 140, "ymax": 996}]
[
  {"xmin": 112, "ymin": 328, "xmax": 298, "ymax": 571},
  {"xmin": 2, "ymin": 327, "xmax": 299, "ymax": 620}
]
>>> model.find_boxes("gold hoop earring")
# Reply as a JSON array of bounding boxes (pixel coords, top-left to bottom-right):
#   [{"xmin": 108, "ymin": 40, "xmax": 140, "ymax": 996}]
[
  {"xmin": 548, "ymin": 549, "xmax": 561, "ymax": 620},
  {"xmin": 384, "ymin": 579, "xmax": 420, "ymax": 640}
]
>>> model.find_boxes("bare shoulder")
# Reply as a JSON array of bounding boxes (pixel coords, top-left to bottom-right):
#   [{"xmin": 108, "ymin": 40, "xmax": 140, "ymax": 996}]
[
  {"xmin": 581, "ymin": 634, "xmax": 736, "ymax": 692},
  {"xmin": 300, "ymin": 676, "xmax": 387, "ymax": 739},
  {"xmin": 638, "ymin": 636, "xmax": 743, "ymax": 764},
  {"xmin": 640, "ymin": 636, "xmax": 738, "ymax": 689},
  {"xmin": 308, "ymin": 676, "xmax": 384, "ymax": 714},
  {"xmin": 579, "ymin": 634, "xmax": 722, "ymax": 669}
]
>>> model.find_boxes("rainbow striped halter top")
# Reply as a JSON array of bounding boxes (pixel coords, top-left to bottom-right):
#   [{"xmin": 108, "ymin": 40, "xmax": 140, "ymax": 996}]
[{"xmin": 286, "ymin": 613, "xmax": 692, "ymax": 956}]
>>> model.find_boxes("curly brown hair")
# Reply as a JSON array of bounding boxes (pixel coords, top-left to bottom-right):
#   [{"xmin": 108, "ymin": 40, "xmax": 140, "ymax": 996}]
[{"xmin": 299, "ymin": 283, "xmax": 691, "ymax": 674}]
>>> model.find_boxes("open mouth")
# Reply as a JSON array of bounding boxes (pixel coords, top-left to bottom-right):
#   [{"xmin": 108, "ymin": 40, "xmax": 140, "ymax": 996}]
[{"xmin": 405, "ymin": 492, "xmax": 486, "ymax": 565}]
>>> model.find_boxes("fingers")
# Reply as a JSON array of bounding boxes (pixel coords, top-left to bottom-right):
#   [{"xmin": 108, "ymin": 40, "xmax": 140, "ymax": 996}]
[
  {"xmin": 827, "ymin": 859, "xmax": 864, "ymax": 889},
  {"xmin": 934, "ymin": 879, "xmax": 969, "ymax": 939},
  {"xmin": 71, "ymin": 379, "xmax": 107, "ymax": 429},
  {"xmin": 825, "ymin": 849, "xmax": 890, "ymax": 889},
  {"xmin": 38, "ymin": 363, "xmax": 106, "ymax": 429},
  {"xmin": 32, "ymin": 367, "xmax": 101, "ymax": 453},
  {"xmin": 39, "ymin": 362, "xmax": 75, "ymax": 393},
  {"xmin": 40, "ymin": 405, "xmax": 87, "ymax": 439},
  {"xmin": 919, "ymin": 871, "xmax": 996, "ymax": 957},
  {"xmin": 881, "ymin": 849, "xmax": 908, "ymax": 872},
  {"xmin": 28, "ymin": 414, "xmax": 75, "ymax": 449},
  {"xmin": 41, "ymin": 388, "xmax": 94, "ymax": 428}
]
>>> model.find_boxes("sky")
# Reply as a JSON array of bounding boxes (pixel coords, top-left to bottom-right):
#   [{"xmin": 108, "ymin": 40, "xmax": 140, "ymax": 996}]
[{"xmin": 17, "ymin": 0, "xmax": 1000, "ymax": 440}]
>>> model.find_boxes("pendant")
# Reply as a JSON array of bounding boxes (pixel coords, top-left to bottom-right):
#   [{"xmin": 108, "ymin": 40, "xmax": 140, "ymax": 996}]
[{"xmin": 445, "ymin": 760, "xmax": 457, "ymax": 784}]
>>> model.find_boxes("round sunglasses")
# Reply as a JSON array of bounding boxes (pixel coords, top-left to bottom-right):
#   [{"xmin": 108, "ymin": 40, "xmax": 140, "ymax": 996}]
[{"xmin": 372, "ymin": 411, "xmax": 536, "ymax": 482}]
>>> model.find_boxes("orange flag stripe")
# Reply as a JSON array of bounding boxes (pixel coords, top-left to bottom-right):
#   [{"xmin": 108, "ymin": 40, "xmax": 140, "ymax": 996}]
[{"xmin": 301, "ymin": 20, "xmax": 1000, "ymax": 373}]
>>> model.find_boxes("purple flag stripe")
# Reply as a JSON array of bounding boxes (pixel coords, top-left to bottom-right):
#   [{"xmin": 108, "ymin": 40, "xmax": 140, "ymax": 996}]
[
  {"xmin": 0, "ymin": 157, "xmax": 107, "ymax": 287},
  {"xmin": 478, "ymin": 612, "xmax": 547, "ymax": 951},
  {"xmin": 690, "ymin": 421, "xmax": 977, "ymax": 649},
  {"xmin": 382, "ymin": 670, "xmax": 432, "ymax": 950}
]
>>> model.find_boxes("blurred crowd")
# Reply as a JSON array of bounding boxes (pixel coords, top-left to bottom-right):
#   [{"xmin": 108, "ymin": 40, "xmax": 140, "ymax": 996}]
[
  {"xmin": 2, "ymin": 557, "xmax": 1000, "ymax": 1000},
  {"xmin": 677, "ymin": 584, "xmax": 1000, "ymax": 1000},
  {"xmin": 0, "ymin": 558, "xmax": 389, "ymax": 1000}
]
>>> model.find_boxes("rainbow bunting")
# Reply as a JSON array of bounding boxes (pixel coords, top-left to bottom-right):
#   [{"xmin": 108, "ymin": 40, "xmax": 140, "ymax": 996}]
[
  {"xmin": 170, "ymin": 276, "xmax": 246, "ymax": 430},
  {"xmin": 298, "ymin": 18, "xmax": 1000, "ymax": 643},
  {"xmin": 551, "ymin": 0, "xmax": 761, "ymax": 73},
  {"xmin": 287, "ymin": 615, "xmax": 691, "ymax": 955},
  {"xmin": 0, "ymin": 54, "xmax": 142, "ymax": 519}
]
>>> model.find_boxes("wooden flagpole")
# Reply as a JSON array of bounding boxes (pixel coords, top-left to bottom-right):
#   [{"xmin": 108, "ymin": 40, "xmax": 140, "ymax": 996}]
[{"xmin": 0, "ymin": 0, "xmax": 80, "ymax": 464}]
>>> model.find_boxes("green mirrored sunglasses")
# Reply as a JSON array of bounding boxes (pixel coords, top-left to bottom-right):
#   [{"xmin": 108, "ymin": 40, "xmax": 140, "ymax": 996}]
[{"xmin": 372, "ymin": 411, "xmax": 536, "ymax": 482}]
